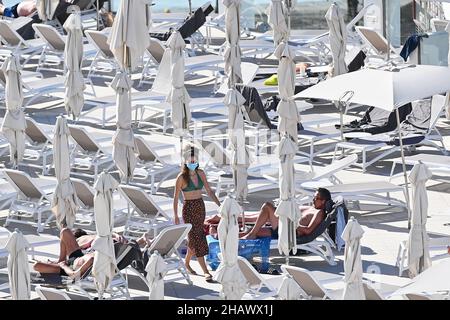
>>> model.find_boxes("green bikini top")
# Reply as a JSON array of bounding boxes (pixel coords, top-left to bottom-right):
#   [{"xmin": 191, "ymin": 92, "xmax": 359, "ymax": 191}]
[{"xmin": 182, "ymin": 171, "xmax": 204, "ymax": 192}]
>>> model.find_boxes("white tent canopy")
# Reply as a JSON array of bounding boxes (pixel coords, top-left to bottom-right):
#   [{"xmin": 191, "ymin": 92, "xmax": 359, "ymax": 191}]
[{"xmin": 295, "ymin": 65, "xmax": 450, "ymax": 111}]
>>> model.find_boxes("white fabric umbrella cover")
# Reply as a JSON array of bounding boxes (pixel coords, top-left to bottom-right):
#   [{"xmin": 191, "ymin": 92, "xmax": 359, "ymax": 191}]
[
  {"xmin": 145, "ymin": 250, "xmax": 167, "ymax": 300},
  {"xmin": 342, "ymin": 217, "xmax": 366, "ymax": 300},
  {"xmin": 407, "ymin": 163, "xmax": 432, "ymax": 278},
  {"xmin": 111, "ymin": 72, "xmax": 138, "ymax": 182},
  {"xmin": 268, "ymin": 0, "xmax": 288, "ymax": 46},
  {"xmin": 213, "ymin": 197, "xmax": 247, "ymax": 300},
  {"xmin": 52, "ymin": 116, "xmax": 79, "ymax": 229},
  {"xmin": 1, "ymin": 55, "xmax": 26, "ymax": 166},
  {"xmin": 63, "ymin": 13, "xmax": 85, "ymax": 119},
  {"xmin": 222, "ymin": 0, "xmax": 243, "ymax": 85},
  {"xmin": 5, "ymin": 230, "xmax": 30, "ymax": 300},
  {"xmin": 36, "ymin": 0, "xmax": 59, "ymax": 21},
  {"xmin": 325, "ymin": 3, "xmax": 348, "ymax": 77}
]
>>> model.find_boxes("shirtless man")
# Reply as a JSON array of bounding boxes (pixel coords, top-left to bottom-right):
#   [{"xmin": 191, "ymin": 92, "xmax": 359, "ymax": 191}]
[
  {"xmin": 240, "ymin": 188, "xmax": 332, "ymax": 240},
  {"xmin": 0, "ymin": 1, "xmax": 37, "ymax": 18}
]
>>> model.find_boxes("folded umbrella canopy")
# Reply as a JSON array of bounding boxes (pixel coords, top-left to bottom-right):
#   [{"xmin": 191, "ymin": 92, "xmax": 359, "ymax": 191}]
[
  {"xmin": 91, "ymin": 172, "xmax": 119, "ymax": 299},
  {"xmin": 166, "ymin": 31, "xmax": 191, "ymax": 136},
  {"xmin": 213, "ymin": 197, "xmax": 247, "ymax": 300},
  {"xmin": 325, "ymin": 2, "xmax": 347, "ymax": 77},
  {"xmin": 1, "ymin": 55, "xmax": 26, "ymax": 167},
  {"xmin": 268, "ymin": 0, "xmax": 288, "ymax": 47},
  {"xmin": 223, "ymin": 0, "xmax": 243, "ymax": 86},
  {"xmin": 6, "ymin": 229, "xmax": 30, "ymax": 300},
  {"xmin": 108, "ymin": 0, "xmax": 152, "ymax": 71},
  {"xmin": 36, "ymin": 0, "xmax": 59, "ymax": 21},
  {"xmin": 52, "ymin": 116, "xmax": 79, "ymax": 229},
  {"xmin": 407, "ymin": 162, "xmax": 432, "ymax": 278},
  {"xmin": 63, "ymin": 12, "xmax": 85, "ymax": 119},
  {"xmin": 111, "ymin": 72, "xmax": 138, "ymax": 182},
  {"xmin": 341, "ymin": 217, "xmax": 365, "ymax": 300},
  {"xmin": 274, "ymin": 137, "xmax": 300, "ymax": 257},
  {"xmin": 145, "ymin": 250, "xmax": 167, "ymax": 300}
]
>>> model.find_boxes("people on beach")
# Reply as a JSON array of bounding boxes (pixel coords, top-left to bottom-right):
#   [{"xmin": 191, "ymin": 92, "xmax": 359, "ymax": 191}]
[
  {"xmin": 0, "ymin": 0, "xmax": 37, "ymax": 18},
  {"xmin": 33, "ymin": 228, "xmax": 150, "ymax": 279},
  {"xmin": 173, "ymin": 145, "xmax": 221, "ymax": 282},
  {"xmin": 206, "ymin": 188, "xmax": 332, "ymax": 240}
]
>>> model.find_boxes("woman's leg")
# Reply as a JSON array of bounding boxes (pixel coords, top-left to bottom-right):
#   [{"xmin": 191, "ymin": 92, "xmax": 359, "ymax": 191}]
[
  {"xmin": 33, "ymin": 261, "xmax": 61, "ymax": 274},
  {"xmin": 60, "ymin": 228, "xmax": 81, "ymax": 257},
  {"xmin": 241, "ymin": 202, "xmax": 278, "ymax": 239},
  {"xmin": 185, "ymin": 247, "xmax": 196, "ymax": 274},
  {"xmin": 197, "ymin": 256, "xmax": 212, "ymax": 278}
]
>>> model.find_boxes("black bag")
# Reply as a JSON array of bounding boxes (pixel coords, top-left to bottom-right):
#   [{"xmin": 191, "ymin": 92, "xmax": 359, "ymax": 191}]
[
  {"xmin": 114, "ymin": 242, "xmax": 143, "ymax": 271},
  {"xmin": 264, "ymin": 95, "xmax": 280, "ymax": 112}
]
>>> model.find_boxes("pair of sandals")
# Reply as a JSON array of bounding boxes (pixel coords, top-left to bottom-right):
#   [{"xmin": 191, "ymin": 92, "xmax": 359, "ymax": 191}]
[{"xmin": 186, "ymin": 265, "xmax": 214, "ymax": 283}]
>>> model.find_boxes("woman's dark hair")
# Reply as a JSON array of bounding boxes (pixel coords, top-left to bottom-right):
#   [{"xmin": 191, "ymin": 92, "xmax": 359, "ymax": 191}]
[
  {"xmin": 317, "ymin": 188, "xmax": 332, "ymax": 202},
  {"xmin": 181, "ymin": 146, "xmax": 200, "ymax": 186},
  {"xmin": 73, "ymin": 228, "xmax": 87, "ymax": 239}
]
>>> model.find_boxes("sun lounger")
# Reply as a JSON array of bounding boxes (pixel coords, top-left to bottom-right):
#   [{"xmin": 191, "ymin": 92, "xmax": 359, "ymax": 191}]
[
  {"xmin": 118, "ymin": 185, "xmax": 174, "ymax": 240},
  {"xmin": 355, "ymin": 26, "xmax": 403, "ymax": 64},
  {"xmin": 2, "ymin": 169, "xmax": 58, "ymax": 232},
  {"xmin": 71, "ymin": 178, "xmax": 128, "ymax": 228},
  {"xmin": 0, "ymin": 177, "xmax": 16, "ymax": 210},
  {"xmin": 389, "ymin": 154, "xmax": 450, "ymax": 181},
  {"xmin": 22, "ymin": 117, "xmax": 54, "ymax": 175},
  {"xmin": 84, "ymin": 29, "xmax": 119, "ymax": 80},
  {"xmin": 280, "ymin": 265, "xmax": 344, "ymax": 300},
  {"xmin": 68, "ymin": 125, "xmax": 115, "ymax": 180},
  {"xmin": 334, "ymin": 95, "xmax": 447, "ymax": 172},
  {"xmin": 32, "ymin": 23, "xmax": 96, "ymax": 73},
  {"xmin": 0, "ymin": 231, "xmax": 59, "ymax": 260}
]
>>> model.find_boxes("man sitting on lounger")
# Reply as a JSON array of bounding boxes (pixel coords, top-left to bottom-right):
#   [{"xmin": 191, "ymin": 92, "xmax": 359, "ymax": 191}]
[
  {"xmin": 33, "ymin": 228, "xmax": 150, "ymax": 279},
  {"xmin": 206, "ymin": 188, "xmax": 332, "ymax": 240}
]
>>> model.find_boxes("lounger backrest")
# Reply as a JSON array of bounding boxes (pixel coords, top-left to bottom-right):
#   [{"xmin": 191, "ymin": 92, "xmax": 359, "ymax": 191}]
[
  {"xmin": 429, "ymin": 94, "xmax": 446, "ymax": 131},
  {"xmin": 32, "ymin": 24, "xmax": 65, "ymax": 51},
  {"xmin": 72, "ymin": 178, "xmax": 94, "ymax": 208},
  {"xmin": 76, "ymin": 0, "xmax": 96, "ymax": 10},
  {"xmin": 430, "ymin": 18, "xmax": 449, "ymax": 32},
  {"xmin": 147, "ymin": 38, "xmax": 165, "ymax": 64},
  {"xmin": 68, "ymin": 126, "xmax": 100, "ymax": 152},
  {"xmin": 199, "ymin": 139, "xmax": 230, "ymax": 166},
  {"xmin": 85, "ymin": 30, "xmax": 114, "ymax": 58},
  {"xmin": 36, "ymin": 286, "xmax": 71, "ymax": 300},
  {"xmin": 405, "ymin": 293, "xmax": 431, "ymax": 300},
  {"xmin": 25, "ymin": 117, "xmax": 50, "ymax": 144},
  {"xmin": 237, "ymin": 256, "xmax": 262, "ymax": 288},
  {"xmin": 355, "ymin": 26, "xmax": 388, "ymax": 55},
  {"xmin": 282, "ymin": 265, "xmax": 327, "ymax": 299},
  {"xmin": 0, "ymin": 21, "xmax": 22, "ymax": 46},
  {"xmin": 149, "ymin": 223, "xmax": 192, "ymax": 257},
  {"xmin": 118, "ymin": 185, "xmax": 159, "ymax": 218},
  {"xmin": 3, "ymin": 170, "xmax": 43, "ymax": 199},
  {"xmin": 362, "ymin": 281, "xmax": 383, "ymax": 300},
  {"xmin": 0, "ymin": 68, "xmax": 6, "ymax": 87},
  {"xmin": 314, "ymin": 155, "xmax": 358, "ymax": 180},
  {"xmin": 134, "ymin": 136, "xmax": 157, "ymax": 162}
]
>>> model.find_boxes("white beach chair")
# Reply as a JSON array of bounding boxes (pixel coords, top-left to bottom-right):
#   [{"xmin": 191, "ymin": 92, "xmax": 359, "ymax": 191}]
[
  {"xmin": 36, "ymin": 286, "xmax": 73, "ymax": 300},
  {"xmin": 71, "ymin": 178, "xmax": 128, "ymax": 228},
  {"xmin": 0, "ymin": 176, "xmax": 16, "ymax": 210},
  {"xmin": 84, "ymin": 29, "xmax": 119, "ymax": 80},
  {"xmin": 389, "ymin": 153, "xmax": 450, "ymax": 181},
  {"xmin": 237, "ymin": 256, "xmax": 279, "ymax": 300},
  {"xmin": 118, "ymin": 185, "xmax": 174, "ymax": 240},
  {"xmin": 280, "ymin": 265, "xmax": 343, "ymax": 300},
  {"xmin": 126, "ymin": 223, "xmax": 194, "ymax": 290},
  {"xmin": 355, "ymin": 26, "xmax": 403, "ymax": 64},
  {"xmin": 23, "ymin": 117, "xmax": 54, "ymax": 175},
  {"xmin": 2, "ymin": 169, "xmax": 57, "ymax": 232},
  {"xmin": 0, "ymin": 231, "xmax": 59, "ymax": 261},
  {"xmin": 334, "ymin": 94, "xmax": 448, "ymax": 172},
  {"xmin": 68, "ymin": 125, "xmax": 115, "ymax": 180}
]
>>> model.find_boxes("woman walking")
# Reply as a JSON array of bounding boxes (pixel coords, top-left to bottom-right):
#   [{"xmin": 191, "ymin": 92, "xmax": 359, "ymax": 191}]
[{"xmin": 173, "ymin": 145, "xmax": 221, "ymax": 282}]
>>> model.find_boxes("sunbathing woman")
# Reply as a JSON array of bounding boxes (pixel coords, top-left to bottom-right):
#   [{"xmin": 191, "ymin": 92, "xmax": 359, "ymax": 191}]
[
  {"xmin": 173, "ymin": 145, "xmax": 221, "ymax": 282},
  {"xmin": 33, "ymin": 228, "xmax": 149, "ymax": 279}
]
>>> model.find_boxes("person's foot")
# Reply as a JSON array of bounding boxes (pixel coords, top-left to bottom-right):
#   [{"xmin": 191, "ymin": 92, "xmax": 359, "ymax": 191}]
[
  {"xmin": 186, "ymin": 264, "xmax": 198, "ymax": 275},
  {"xmin": 204, "ymin": 273, "xmax": 214, "ymax": 283}
]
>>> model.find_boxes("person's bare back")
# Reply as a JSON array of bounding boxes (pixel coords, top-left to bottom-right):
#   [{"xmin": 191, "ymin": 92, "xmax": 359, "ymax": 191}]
[{"xmin": 17, "ymin": 1, "xmax": 37, "ymax": 17}]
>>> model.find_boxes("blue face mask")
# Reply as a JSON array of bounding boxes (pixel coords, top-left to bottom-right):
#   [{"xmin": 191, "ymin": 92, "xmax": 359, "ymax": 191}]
[{"xmin": 186, "ymin": 162, "xmax": 198, "ymax": 171}]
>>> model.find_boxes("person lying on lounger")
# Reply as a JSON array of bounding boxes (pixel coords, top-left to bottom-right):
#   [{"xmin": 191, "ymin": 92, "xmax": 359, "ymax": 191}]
[
  {"xmin": 0, "ymin": 0, "xmax": 37, "ymax": 17},
  {"xmin": 33, "ymin": 228, "xmax": 150, "ymax": 279},
  {"xmin": 206, "ymin": 188, "xmax": 332, "ymax": 240}
]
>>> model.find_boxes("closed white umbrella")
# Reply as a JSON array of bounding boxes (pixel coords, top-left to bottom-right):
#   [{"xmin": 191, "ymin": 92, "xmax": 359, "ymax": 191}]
[
  {"xmin": 325, "ymin": 3, "xmax": 347, "ymax": 77},
  {"xmin": 268, "ymin": 0, "xmax": 288, "ymax": 46},
  {"xmin": 274, "ymin": 136, "xmax": 299, "ymax": 257},
  {"xmin": 213, "ymin": 196, "xmax": 247, "ymax": 300},
  {"xmin": 52, "ymin": 116, "xmax": 79, "ymax": 229},
  {"xmin": 275, "ymin": 42, "xmax": 299, "ymax": 143},
  {"xmin": 36, "ymin": 0, "xmax": 59, "ymax": 21},
  {"xmin": 342, "ymin": 217, "xmax": 365, "ymax": 300},
  {"xmin": 167, "ymin": 31, "xmax": 191, "ymax": 136},
  {"xmin": 223, "ymin": 0, "xmax": 243, "ymax": 85},
  {"xmin": 91, "ymin": 172, "xmax": 118, "ymax": 299},
  {"xmin": 145, "ymin": 250, "xmax": 167, "ymax": 300},
  {"xmin": 389, "ymin": 258, "xmax": 450, "ymax": 297},
  {"xmin": 5, "ymin": 229, "xmax": 30, "ymax": 300},
  {"xmin": 1, "ymin": 55, "xmax": 26, "ymax": 167},
  {"xmin": 107, "ymin": 0, "xmax": 152, "ymax": 71},
  {"xmin": 407, "ymin": 162, "xmax": 432, "ymax": 278},
  {"xmin": 63, "ymin": 12, "xmax": 85, "ymax": 119},
  {"xmin": 277, "ymin": 274, "xmax": 304, "ymax": 300},
  {"xmin": 111, "ymin": 72, "xmax": 138, "ymax": 183}
]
